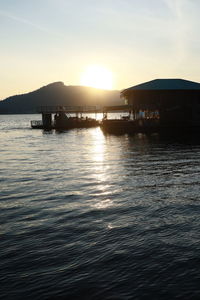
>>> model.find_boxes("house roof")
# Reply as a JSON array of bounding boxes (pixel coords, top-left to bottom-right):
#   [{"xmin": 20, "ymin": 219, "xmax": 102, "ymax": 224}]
[{"xmin": 123, "ymin": 79, "xmax": 200, "ymax": 92}]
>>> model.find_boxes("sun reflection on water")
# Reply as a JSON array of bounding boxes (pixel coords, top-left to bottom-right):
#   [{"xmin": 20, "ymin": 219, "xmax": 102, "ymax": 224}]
[
  {"xmin": 87, "ymin": 128, "xmax": 116, "ymax": 213},
  {"xmin": 89, "ymin": 127, "xmax": 105, "ymax": 163},
  {"xmin": 93, "ymin": 199, "xmax": 114, "ymax": 209}
]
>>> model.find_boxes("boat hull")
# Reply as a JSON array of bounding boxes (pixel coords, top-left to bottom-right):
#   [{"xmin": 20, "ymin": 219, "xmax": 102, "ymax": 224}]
[{"xmin": 31, "ymin": 119, "xmax": 99, "ymax": 130}]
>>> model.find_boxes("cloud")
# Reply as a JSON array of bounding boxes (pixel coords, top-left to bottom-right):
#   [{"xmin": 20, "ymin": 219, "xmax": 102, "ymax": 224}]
[{"xmin": 0, "ymin": 9, "xmax": 63, "ymax": 37}]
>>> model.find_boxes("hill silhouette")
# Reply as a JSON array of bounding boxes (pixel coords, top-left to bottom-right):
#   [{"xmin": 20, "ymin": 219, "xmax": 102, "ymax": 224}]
[{"xmin": 0, "ymin": 82, "xmax": 123, "ymax": 114}]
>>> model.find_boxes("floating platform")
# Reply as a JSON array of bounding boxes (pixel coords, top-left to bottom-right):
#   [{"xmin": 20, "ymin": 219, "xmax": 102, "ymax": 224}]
[
  {"xmin": 31, "ymin": 117, "xmax": 99, "ymax": 130},
  {"xmin": 101, "ymin": 119, "xmax": 200, "ymax": 135},
  {"xmin": 31, "ymin": 106, "xmax": 100, "ymax": 130},
  {"xmin": 32, "ymin": 105, "xmax": 188, "ymax": 134},
  {"xmin": 101, "ymin": 119, "xmax": 160, "ymax": 134}
]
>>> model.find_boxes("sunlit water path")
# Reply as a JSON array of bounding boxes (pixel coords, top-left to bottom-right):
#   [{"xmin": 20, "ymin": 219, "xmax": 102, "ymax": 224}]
[{"xmin": 0, "ymin": 115, "xmax": 200, "ymax": 299}]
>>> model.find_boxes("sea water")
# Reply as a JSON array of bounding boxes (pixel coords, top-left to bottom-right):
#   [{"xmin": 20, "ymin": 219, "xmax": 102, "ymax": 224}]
[{"xmin": 0, "ymin": 114, "xmax": 200, "ymax": 299}]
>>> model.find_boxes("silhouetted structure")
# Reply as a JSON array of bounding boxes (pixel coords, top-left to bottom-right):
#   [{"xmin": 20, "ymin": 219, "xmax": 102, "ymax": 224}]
[
  {"xmin": 31, "ymin": 106, "xmax": 100, "ymax": 130},
  {"xmin": 120, "ymin": 78, "xmax": 200, "ymax": 132}
]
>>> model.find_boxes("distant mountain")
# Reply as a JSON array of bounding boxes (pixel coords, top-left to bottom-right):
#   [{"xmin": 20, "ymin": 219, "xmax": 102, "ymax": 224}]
[{"xmin": 0, "ymin": 82, "xmax": 123, "ymax": 114}]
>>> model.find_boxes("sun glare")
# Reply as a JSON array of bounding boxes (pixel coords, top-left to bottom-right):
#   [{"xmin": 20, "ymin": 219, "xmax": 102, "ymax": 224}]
[{"xmin": 80, "ymin": 65, "xmax": 113, "ymax": 90}]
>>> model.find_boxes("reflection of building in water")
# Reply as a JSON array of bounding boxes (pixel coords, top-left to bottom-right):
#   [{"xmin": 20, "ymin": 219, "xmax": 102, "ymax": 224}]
[{"xmin": 121, "ymin": 79, "xmax": 200, "ymax": 129}]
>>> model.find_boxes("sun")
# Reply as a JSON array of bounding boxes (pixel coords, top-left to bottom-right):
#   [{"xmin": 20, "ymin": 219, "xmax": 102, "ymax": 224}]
[{"xmin": 80, "ymin": 65, "xmax": 113, "ymax": 90}]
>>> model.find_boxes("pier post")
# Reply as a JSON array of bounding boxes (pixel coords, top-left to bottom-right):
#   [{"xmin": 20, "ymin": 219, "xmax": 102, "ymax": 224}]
[{"xmin": 42, "ymin": 113, "xmax": 52, "ymax": 128}]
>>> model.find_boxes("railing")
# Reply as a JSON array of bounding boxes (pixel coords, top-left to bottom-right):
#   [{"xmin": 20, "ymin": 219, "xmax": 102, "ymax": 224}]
[
  {"xmin": 31, "ymin": 120, "xmax": 43, "ymax": 126},
  {"xmin": 103, "ymin": 105, "xmax": 132, "ymax": 112},
  {"xmin": 38, "ymin": 106, "xmax": 100, "ymax": 113}
]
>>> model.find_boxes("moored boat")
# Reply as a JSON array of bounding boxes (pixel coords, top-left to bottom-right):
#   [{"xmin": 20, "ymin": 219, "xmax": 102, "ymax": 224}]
[{"xmin": 31, "ymin": 116, "xmax": 99, "ymax": 130}]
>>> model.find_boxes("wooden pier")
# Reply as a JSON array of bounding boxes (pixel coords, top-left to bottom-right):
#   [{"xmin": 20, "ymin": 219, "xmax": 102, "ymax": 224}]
[
  {"xmin": 31, "ymin": 105, "xmax": 133, "ymax": 130},
  {"xmin": 31, "ymin": 104, "xmax": 160, "ymax": 133},
  {"xmin": 31, "ymin": 104, "xmax": 159, "ymax": 133},
  {"xmin": 31, "ymin": 105, "xmax": 103, "ymax": 130}
]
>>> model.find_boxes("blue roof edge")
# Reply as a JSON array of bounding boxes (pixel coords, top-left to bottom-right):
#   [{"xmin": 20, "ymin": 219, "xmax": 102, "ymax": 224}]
[{"xmin": 123, "ymin": 78, "xmax": 200, "ymax": 91}]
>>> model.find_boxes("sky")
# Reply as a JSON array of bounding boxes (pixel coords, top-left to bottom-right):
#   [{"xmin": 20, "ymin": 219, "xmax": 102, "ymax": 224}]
[{"xmin": 1, "ymin": 0, "xmax": 200, "ymax": 99}]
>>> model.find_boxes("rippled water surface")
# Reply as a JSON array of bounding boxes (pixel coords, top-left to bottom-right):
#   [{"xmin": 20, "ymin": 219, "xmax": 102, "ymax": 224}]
[{"xmin": 1, "ymin": 115, "xmax": 200, "ymax": 299}]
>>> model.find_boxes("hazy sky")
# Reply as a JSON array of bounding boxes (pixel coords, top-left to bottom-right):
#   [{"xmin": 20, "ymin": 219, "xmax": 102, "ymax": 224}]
[{"xmin": 1, "ymin": 0, "xmax": 200, "ymax": 99}]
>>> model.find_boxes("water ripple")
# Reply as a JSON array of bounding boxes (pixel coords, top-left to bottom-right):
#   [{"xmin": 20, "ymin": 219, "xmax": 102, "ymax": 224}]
[{"xmin": 1, "ymin": 115, "xmax": 200, "ymax": 299}]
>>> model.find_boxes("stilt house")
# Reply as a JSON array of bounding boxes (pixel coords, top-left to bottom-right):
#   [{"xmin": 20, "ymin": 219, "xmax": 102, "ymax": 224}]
[{"xmin": 121, "ymin": 79, "xmax": 200, "ymax": 128}]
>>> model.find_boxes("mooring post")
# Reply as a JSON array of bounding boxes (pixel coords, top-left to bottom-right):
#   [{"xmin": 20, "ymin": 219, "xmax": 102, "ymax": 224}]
[{"xmin": 42, "ymin": 113, "xmax": 52, "ymax": 128}]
